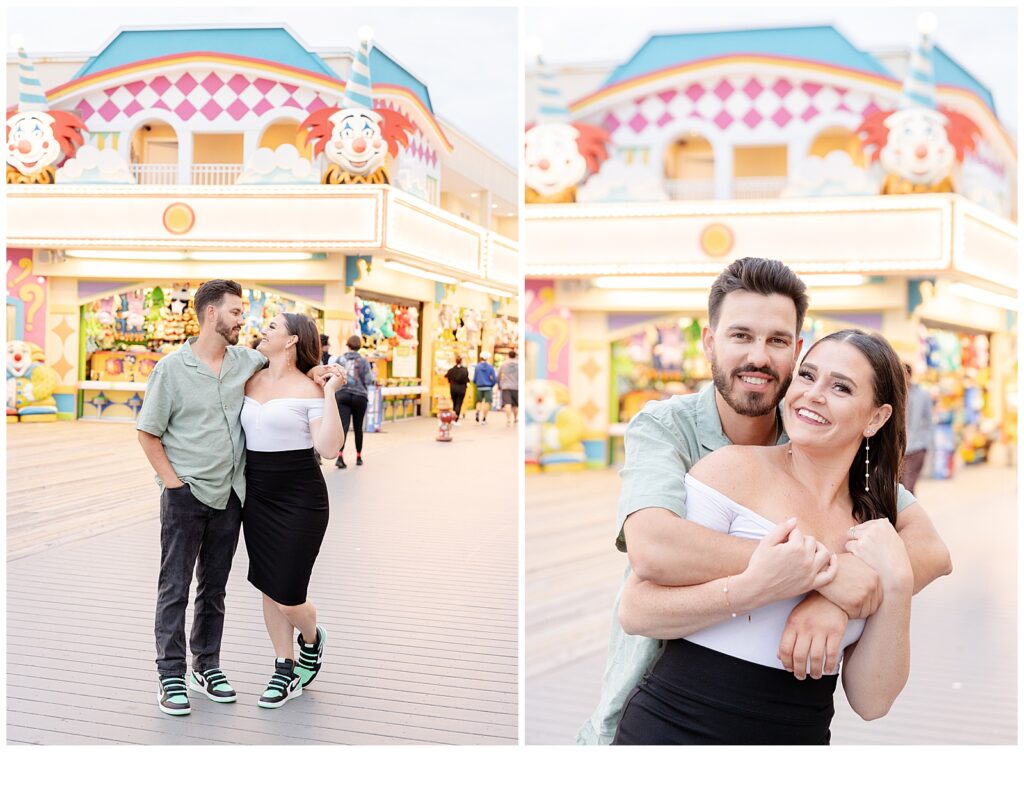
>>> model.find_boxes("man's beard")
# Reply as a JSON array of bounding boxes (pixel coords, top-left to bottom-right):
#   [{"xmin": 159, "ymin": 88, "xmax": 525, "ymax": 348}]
[
  {"xmin": 710, "ymin": 355, "xmax": 791, "ymax": 418},
  {"xmin": 215, "ymin": 318, "xmax": 240, "ymax": 345}
]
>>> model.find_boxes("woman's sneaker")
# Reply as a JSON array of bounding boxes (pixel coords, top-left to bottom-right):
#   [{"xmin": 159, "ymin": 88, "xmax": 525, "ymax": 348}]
[
  {"xmin": 295, "ymin": 625, "xmax": 327, "ymax": 687},
  {"xmin": 157, "ymin": 675, "xmax": 191, "ymax": 716},
  {"xmin": 188, "ymin": 667, "xmax": 237, "ymax": 703},
  {"xmin": 258, "ymin": 659, "xmax": 302, "ymax": 708}
]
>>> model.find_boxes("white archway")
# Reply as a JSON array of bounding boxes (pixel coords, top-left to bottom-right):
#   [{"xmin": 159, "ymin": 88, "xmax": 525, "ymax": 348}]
[{"xmin": 121, "ymin": 109, "xmax": 189, "ymax": 184}]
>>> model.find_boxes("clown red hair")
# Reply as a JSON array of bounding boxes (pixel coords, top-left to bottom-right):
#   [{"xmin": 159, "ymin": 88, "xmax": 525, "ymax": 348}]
[
  {"xmin": 6, "ymin": 109, "xmax": 87, "ymax": 160},
  {"xmin": 525, "ymin": 121, "xmax": 612, "ymax": 175},
  {"xmin": 856, "ymin": 107, "xmax": 981, "ymax": 163},
  {"xmin": 300, "ymin": 106, "xmax": 416, "ymax": 159}
]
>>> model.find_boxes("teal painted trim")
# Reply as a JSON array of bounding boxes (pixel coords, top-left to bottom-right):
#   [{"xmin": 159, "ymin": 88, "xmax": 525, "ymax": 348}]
[
  {"xmin": 491, "ymin": 300, "xmax": 501, "ymax": 315},
  {"xmin": 6, "ymin": 297, "xmax": 25, "ymax": 339},
  {"xmin": 933, "ymin": 45, "xmax": 996, "ymax": 114},
  {"xmin": 1007, "ymin": 310, "xmax": 1017, "ymax": 331},
  {"xmin": 434, "ymin": 281, "xmax": 446, "ymax": 304},
  {"xmin": 371, "ymin": 49, "xmax": 433, "ymax": 113},
  {"xmin": 867, "ymin": 276, "xmax": 886, "ymax": 285},
  {"xmin": 604, "ymin": 26, "xmax": 893, "ymax": 89},
  {"xmin": 54, "ymin": 393, "xmax": 76, "ymax": 414},
  {"xmin": 345, "ymin": 255, "xmax": 363, "ymax": 289},
  {"xmin": 907, "ymin": 278, "xmax": 936, "ymax": 315},
  {"xmin": 73, "ymin": 29, "xmax": 341, "ymax": 81}
]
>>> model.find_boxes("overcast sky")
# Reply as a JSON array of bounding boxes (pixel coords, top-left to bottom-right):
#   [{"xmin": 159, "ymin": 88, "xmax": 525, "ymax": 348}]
[
  {"xmin": 526, "ymin": 5, "xmax": 1018, "ymax": 133},
  {"xmin": 5, "ymin": 5, "xmax": 519, "ymax": 166}
]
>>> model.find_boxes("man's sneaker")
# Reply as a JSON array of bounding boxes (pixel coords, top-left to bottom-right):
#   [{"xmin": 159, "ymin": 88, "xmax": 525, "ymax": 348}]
[
  {"xmin": 258, "ymin": 659, "xmax": 302, "ymax": 709},
  {"xmin": 335, "ymin": 455, "xmax": 347, "ymax": 469},
  {"xmin": 356, "ymin": 455, "xmax": 363, "ymax": 466},
  {"xmin": 295, "ymin": 625, "xmax": 327, "ymax": 687},
  {"xmin": 188, "ymin": 667, "xmax": 237, "ymax": 703},
  {"xmin": 157, "ymin": 675, "xmax": 191, "ymax": 716}
]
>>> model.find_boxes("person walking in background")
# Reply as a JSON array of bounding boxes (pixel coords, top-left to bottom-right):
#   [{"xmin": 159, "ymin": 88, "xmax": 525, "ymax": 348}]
[
  {"xmin": 473, "ymin": 352, "xmax": 497, "ymax": 425},
  {"xmin": 320, "ymin": 333, "xmax": 332, "ymax": 365},
  {"xmin": 446, "ymin": 355, "xmax": 470, "ymax": 425},
  {"xmin": 498, "ymin": 349, "xmax": 519, "ymax": 426},
  {"xmin": 901, "ymin": 363, "xmax": 934, "ymax": 493},
  {"xmin": 331, "ymin": 335, "xmax": 376, "ymax": 469}
]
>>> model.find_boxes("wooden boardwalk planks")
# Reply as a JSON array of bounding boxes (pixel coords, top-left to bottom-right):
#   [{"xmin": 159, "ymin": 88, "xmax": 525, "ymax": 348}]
[{"xmin": 6, "ymin": 417, "xmax": 518, "ymax": 745}]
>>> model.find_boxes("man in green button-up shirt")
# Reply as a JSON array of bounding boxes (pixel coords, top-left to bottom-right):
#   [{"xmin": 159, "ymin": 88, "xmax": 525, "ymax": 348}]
[
  {"xmin": 137, "ymin": 280, "xmax": 336, "ymax": 716},
  {"xmin": 137, "ymin": 280, "xmax": 267, "ymax": 715}
]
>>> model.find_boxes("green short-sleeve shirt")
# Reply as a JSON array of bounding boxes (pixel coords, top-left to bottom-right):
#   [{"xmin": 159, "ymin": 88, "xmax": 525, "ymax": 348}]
[
  {"xmin": 136, "ymin": 338, "xmax": 267, "ymax": 509},
  {"xmin": 578, "ymin": 383, "xmax": 917, "ymax": 745}
]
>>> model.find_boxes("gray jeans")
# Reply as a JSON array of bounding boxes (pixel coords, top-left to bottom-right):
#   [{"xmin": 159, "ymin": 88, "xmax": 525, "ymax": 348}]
[{"xmin": 154, "ymin": 484, "xmax": 241, "ymax": 677}]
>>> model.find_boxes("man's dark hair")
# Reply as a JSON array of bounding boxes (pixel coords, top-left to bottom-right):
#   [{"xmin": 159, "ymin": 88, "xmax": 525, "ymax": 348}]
[
  {"xmin": 903, "ymin": 362, "xmax": 913, "ymax": 380},
  {"xmin": 707, "ymin": 257, "xmax": 808, "ymax": 335},
  {"xmin": 194, "ymin": 280, "xmax": 243, "ymax": 322},
  {"xmin": 320, "ymin": 334, "xmax": 330, "ymax": 347},
  {"xmin": 509, "ymin": 350, "xmax": 517, "ymax": 359}
]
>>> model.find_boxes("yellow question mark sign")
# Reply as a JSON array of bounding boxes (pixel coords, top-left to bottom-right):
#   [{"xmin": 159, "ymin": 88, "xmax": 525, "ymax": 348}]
[
  {"xmin": 19, "ymin": 283, "xmax": 44, "ymax": 331},
  {"xmin": 539, "ymin": 316, "xmax": 569, "ymax": 374},
  {"xmin": 8, "ymin": 257, "xmax": 33, "ymax": 289}
]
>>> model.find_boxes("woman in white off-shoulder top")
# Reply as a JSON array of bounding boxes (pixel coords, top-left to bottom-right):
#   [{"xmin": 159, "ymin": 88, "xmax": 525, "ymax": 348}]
[
  {"xmin": 615, "ymin": 330, "xmax": 915, "ymax": 744},
  {"xmin": 240, "ymin": 313, "xmax": 346, "ymax": 709}
]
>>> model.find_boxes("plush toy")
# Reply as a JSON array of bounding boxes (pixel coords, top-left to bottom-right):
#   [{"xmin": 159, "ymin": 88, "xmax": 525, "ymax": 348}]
[
  {"xmin": 380, "ymin": 305, "xmax": 396, "ymax": 339},
  {"xmin": 524, "ymin": 378, "xmax": 586, "ymax": 471},
  {"xmin": 359, "ymin": 302, "xmax": 374, "ymax": 337},
  {"xmin": 6, "ymin": 340, "xmax": 59, "ymax": 422},
  {"xmin": 462, "ymin": 308, "xmax": 482, "ymax": 345},
  {"xmin": 395, "ymin": 306, "xmax": 413, "ymax": 340},
  {"xmin": 169, "ymin": 283, "xmax": 190, "ymax": 316},
  {"xmin": 126, "ymin": 290, "xmax": 146, "ymax": 338}
]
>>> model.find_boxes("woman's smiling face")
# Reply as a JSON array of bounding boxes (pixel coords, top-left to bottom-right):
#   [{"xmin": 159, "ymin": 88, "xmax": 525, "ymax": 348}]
[
  {"xmin": 257, "ymin": 314, "xmax": 295, "ymax": 355},
  {"xmin": 783, "ymin": 339, "xmax": 891, "ymax": 451}
]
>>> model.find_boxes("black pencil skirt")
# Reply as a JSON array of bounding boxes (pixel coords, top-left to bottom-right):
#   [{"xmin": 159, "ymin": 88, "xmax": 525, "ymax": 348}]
[
  {"xmin": 614, "ymin": 638, "xmax": 838, "ymax": 745},
  {"xmin": 243, "ymin": 448, "xmax": 329, "ymax": 606}
]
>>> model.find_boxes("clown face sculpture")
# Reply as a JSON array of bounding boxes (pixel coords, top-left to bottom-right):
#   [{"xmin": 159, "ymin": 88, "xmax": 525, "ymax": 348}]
[
  {"xmin": 525, "ymin": 123, "xmax": 589, "ymax": 198},
  {"xmin": 879, "ymin": 108, "xmax": 956, "ymax": 188},
  {"xmin": 7, "ymin": 110, "xmax": 62, "ymax": 176},
  {"xmin": 323, "ymin": 108, "xmax": 388, "ymax": 176}
]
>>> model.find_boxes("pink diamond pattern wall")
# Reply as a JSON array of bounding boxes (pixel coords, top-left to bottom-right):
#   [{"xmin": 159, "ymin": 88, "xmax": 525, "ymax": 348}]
[
  {"xmin": 584, "ymin": 74, "xmax": 889, "ymax": 140},
  {"xmin": 70, "ymin": 69, "xmax": 438, "ymax": 167}
]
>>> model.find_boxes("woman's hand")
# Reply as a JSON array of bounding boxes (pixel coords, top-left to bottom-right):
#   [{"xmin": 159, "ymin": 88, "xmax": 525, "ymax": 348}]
[
  {"xmin": 322, "ymin": 367, "xmax": 346, "ymax": 395},
  {"xmin": 732, "ymin": 517, "xmax": 838, "ymax": 610},
  {"xmin": 845, "ymin": 519, "xmax": 913, "ymax": 594}
]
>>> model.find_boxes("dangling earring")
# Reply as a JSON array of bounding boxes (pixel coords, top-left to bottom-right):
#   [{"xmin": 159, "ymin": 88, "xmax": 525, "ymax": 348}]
[{"xmin": 864, "ymin": 433, "xmax": 871, "ymax": 492}]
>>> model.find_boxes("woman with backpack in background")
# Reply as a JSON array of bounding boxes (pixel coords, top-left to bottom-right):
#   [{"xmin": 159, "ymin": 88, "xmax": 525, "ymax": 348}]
[{"xmin": 330, "ymin": 335, "xmax": 376, "ymax": 469}]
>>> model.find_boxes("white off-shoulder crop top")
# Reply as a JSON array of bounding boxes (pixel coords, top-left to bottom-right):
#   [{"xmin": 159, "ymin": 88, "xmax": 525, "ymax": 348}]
[
  {"xmin": 682, "ymin": 474, "xmax": 866, "ymax": 673},
  {"xmin": 240, "ymin": 396, "xmax": 324, "ymax": 452}
]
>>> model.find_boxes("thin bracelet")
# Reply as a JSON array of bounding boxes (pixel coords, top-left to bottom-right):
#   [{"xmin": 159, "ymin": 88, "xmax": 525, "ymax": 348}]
[{"xmin": 723, "ymin": 576, "xmax": 738, "ymax": 618}]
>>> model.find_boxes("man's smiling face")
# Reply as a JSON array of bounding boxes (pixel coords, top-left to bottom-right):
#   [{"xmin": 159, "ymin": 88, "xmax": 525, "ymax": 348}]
[{"xmin": 702, "ymin": 290, "xmax": 802, "ymax": 418}]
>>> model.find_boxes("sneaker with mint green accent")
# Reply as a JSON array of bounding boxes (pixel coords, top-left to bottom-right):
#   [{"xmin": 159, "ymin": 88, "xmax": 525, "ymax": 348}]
[
  {"xmin": 258, "ymin": 659, "xmax": 302, "ymax": 709},
  {"xmin": 188, "ymin": 667, "xmax": 237, "ymax": 702},
  {"xmin": 295, "ymin": 625, "xmax": 327, "ymax": 688},
  {"xmin": 157, "ymin": 675, "xmax": 191, "ymax": 716}
]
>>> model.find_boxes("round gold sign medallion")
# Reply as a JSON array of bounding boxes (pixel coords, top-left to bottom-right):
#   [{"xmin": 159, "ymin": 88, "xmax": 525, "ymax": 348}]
[
  {"xmin": 700, "ymin": 223, "xmax": 734, "ymax": 257},
  {"xmin": 163, "ymin": 203, "xmax": 196, "ymax": 235}
]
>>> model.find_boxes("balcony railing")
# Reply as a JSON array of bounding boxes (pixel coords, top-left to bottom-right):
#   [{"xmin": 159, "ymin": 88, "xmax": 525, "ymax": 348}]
[
  {"xmin": 191, "ymin": 163, "xmax": 244, "ymax": 186},
  {"xmin": 130, "ymin": 163, "xmax": 177, "ymax": 185},
  {"xmin": 129, "ymin": 163, "xmax": 244, "ymax": 186},
  {"xmin": 731, "ymin": 176, "xmax": 788, "ymax": 200},
  {"xmin": 663, "ymin": 176, "xmax": 789, "ymax": 201},
  {"xmin": 664, "ymin": 178, "xmax": 716, "ymax": 200}
]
